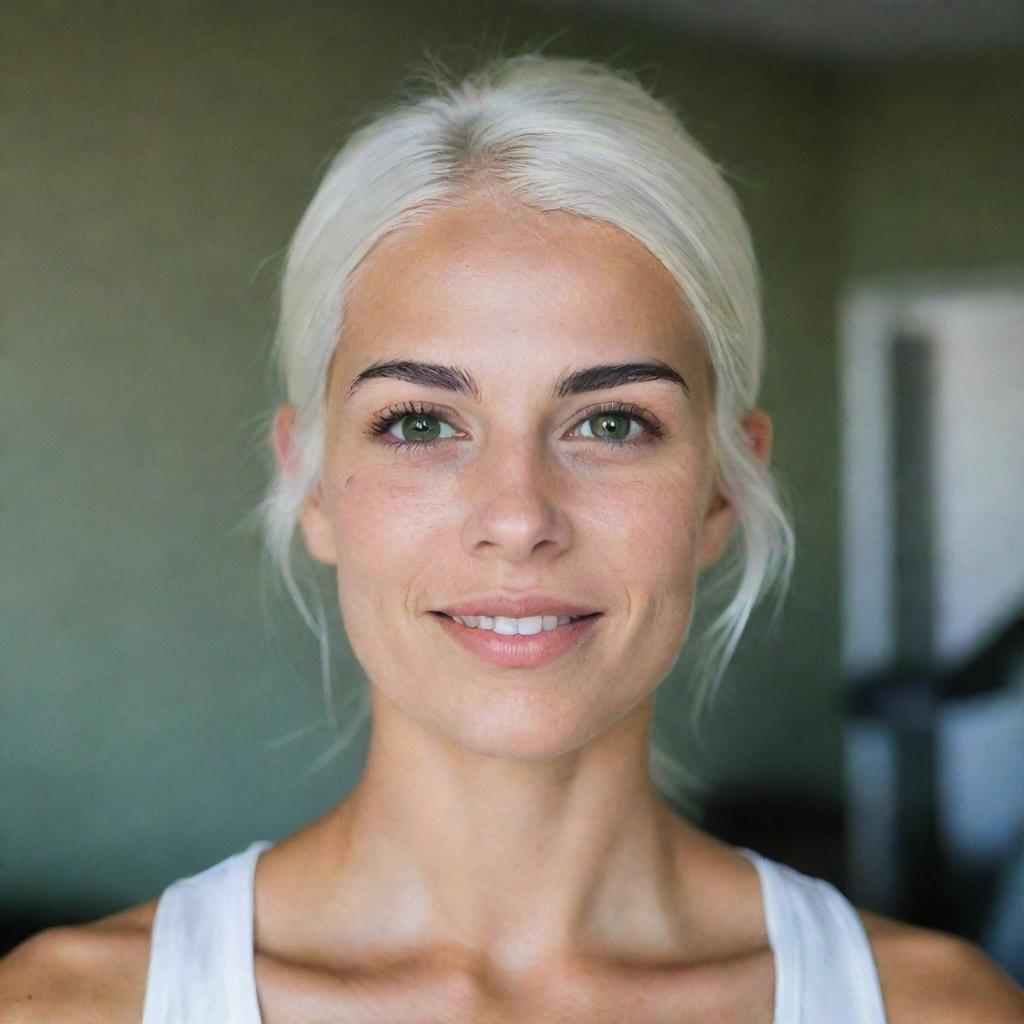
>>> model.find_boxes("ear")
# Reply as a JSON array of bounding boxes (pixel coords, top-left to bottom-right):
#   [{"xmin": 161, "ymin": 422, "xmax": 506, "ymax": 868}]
[
  {"xmin": 696, "ymin": 408, "xmax": 773, "ymax": 570},
  {"xmin": 271, "ymin": 404, "xmax": 338, "ymax": 566}
]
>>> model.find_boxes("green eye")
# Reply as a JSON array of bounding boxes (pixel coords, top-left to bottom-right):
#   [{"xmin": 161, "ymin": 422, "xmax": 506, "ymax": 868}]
[
  {"xmin": 391, "ymin": 413, "xmax": 456, "ymax": 444},
  {"xmin": 579, "ymin": 412, "xmax": 642, "ymax": 443},
  {"xmin": 370, "ymin": 401, "xmax": 659, "ymax": 452}
]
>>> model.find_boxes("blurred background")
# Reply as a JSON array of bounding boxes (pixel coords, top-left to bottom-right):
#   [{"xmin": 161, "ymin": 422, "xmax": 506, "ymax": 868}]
[{"xmin": 2, "ymin": 0, "xmax": 1022, "ymax": 979}]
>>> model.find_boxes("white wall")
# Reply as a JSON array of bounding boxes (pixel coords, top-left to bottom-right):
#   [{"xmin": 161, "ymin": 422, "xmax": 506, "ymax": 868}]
[
  {"xmin": 840, "ymin": 275, "xmax": 1024, "ymax": 677},
  {"xmin": 921, "ymin": 293, "xmax": 1024, "ymax": 661}
]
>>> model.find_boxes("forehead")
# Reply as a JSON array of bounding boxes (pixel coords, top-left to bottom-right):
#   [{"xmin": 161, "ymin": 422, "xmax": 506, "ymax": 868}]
[{"xmin": 335, "ymin": 196, "xmax": 701, "ymax": 381}]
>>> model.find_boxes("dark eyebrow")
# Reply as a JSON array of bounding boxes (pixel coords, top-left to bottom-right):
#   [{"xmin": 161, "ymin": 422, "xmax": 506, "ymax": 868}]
[
  {"xmin": 551, "ymin": 360, "xmax": 689, "ymax": 400},
  {"xmin": 346, "ymin": 359, "xmax": 689, "ymax": 400},
  {"xmin": 347, "ymin": 360, "xmax": 480, "ymax": 399}
]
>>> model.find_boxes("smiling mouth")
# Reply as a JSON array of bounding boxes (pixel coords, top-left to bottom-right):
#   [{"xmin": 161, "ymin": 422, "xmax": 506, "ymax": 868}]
[
  {"xmin": 430, "ymin": 609, "xmax": 603, "ymax": 668},
  {"xmin": 430, "ymin": 610, "xmax": 598, "ymax": 626},
  {"xmin": 433, "ymin": 612, "xmax": 601, "ymax": 619}
]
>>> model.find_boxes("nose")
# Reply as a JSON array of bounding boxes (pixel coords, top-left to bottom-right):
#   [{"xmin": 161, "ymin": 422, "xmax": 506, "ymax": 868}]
[{"xmin": 460, "ymin": 438, "xmax": 572, "ymax": 564}]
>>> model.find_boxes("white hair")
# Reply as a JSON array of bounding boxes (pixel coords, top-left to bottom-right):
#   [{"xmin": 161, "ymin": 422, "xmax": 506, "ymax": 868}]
[{"xmin": 248, "ymin": 50, "xmax": 795, "ymax": 804}]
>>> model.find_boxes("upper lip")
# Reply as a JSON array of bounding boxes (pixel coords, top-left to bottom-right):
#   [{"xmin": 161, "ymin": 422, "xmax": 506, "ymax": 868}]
[{"xmin": 435, "ymin": 594, "xmax": 603, "ymax": 619}]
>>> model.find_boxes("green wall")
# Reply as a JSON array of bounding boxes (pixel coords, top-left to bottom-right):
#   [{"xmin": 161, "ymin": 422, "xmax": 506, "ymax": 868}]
[
  {"xmin": 837, "ymin": 52, "xmax": 1024, "ymax": 276},
  {"xmin": 4, "ymin": 0, "xmax": 1014, "ymax": 926}
]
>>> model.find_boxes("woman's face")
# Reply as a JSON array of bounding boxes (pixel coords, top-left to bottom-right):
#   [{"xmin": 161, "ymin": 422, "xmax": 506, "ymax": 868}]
[{"xmin": 286, "ymin": 196, "xmax": 743, "ymax": 758}]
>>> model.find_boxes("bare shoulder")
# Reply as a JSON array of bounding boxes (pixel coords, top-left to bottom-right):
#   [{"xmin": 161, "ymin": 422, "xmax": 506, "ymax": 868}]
[
  {"xmin": 0, "ymin": 899, "xmax": 158, "ymax": 1023},
  {"xmin": 856, "ymin": 907, "xmax": 1024, "ymax": 1023}
]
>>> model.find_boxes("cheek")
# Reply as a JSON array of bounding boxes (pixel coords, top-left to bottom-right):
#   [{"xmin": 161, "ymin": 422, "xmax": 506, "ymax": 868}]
[
  {"xmin": 324, "ymin": 463, "xmax": 466, "ymax": 691},
  {"xmin": 573, "ymin": 463, "xmax": 704, "ymax": 586},
  {"xmin": 326, "ymin": 461, "xmax": 457, "ymax": 588}
]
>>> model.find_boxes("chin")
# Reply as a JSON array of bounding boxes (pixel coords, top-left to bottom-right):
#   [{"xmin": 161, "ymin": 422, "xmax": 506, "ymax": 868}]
[{"xmin": 438, "ymin": 698, "xmax": 619, "ymax": 761}]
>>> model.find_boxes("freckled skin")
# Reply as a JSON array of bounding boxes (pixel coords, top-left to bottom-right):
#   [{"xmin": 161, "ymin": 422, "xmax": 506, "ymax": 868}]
[
  {"xmin": 292, "ymin": 196, "xmax": 742, "ymax": 759},
  {"xmin": 266, "ymin": 193, "xmax": 776, "ymax": 988}
]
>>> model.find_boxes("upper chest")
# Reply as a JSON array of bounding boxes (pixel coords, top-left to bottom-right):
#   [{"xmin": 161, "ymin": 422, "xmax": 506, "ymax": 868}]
[{"xmin": 250, "ymin": 946, "xmax": 778, "ymax": 1024}]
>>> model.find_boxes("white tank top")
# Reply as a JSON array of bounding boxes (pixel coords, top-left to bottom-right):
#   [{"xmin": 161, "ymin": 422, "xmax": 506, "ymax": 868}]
[{"xmin": 140, "ymin": 840, "xmax": 889, "ymax": 1023}]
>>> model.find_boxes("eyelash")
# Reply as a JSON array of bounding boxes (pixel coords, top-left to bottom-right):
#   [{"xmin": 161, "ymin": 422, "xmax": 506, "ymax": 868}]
[{"xmin": 367, "ymin": 400, "xmax": 664, "ymax": 454}]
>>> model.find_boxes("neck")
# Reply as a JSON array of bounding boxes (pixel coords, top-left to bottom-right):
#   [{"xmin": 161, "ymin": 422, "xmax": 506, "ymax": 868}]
[{"xmin": 308, "ymin": 689, "xmax": 707, "ymax": 979}]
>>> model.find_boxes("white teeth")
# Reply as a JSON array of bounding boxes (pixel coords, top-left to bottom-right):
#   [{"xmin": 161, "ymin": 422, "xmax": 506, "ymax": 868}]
[
  {"xmin": 452, "ymin": 614, "xmax": 576, "ymax": 633},
  {"xmin": 502, "ymin": 615, "xmax": 537, "ymax": 635}
]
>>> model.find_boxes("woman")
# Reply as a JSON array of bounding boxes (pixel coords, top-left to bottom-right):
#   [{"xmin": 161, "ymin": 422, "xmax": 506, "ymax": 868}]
[{"xmin": 2, "ymin": 52, "xmax": 1022, "ymax": 1023}]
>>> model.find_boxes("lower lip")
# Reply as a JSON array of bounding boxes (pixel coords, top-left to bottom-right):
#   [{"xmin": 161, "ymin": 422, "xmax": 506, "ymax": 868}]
[{"xmin": 432, "ymin": 613, "xmax": 602, "ymax": 668}]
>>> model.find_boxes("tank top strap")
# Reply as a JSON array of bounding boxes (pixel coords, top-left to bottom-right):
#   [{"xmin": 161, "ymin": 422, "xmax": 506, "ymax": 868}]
[
  {"xmin": 141, "ymin": 839, "xmax": 273, "ymax": 1024},
  {"xmin": 736, "ymin": 846, "xmax": 889, "ymax": 1024}
]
